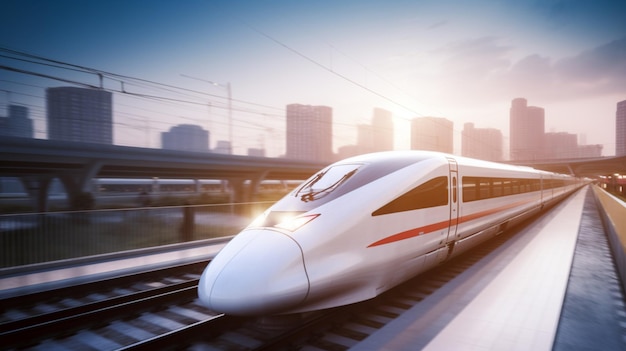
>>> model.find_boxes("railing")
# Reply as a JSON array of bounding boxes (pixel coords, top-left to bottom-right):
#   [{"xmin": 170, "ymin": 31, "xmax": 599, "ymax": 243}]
[{"xmin": 0, "ymin": 202, "xmax": 272, "ymax": 268}]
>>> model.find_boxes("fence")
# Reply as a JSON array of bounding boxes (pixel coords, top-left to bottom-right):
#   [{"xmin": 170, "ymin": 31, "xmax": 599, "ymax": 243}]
[{"xmin": 0, "ymin": 202, "xmax": 272, "ymax": 268}]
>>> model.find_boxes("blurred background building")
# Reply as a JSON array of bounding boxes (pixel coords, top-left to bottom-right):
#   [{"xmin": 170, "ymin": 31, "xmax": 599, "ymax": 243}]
[
  {"xmin": 462, "ymin": 122, "xmax": 503, "ymax": 162},
  {"xmin": 616, "ymin": 99, "xmax": 626, "ymax": 156},
  {"xmin": 286, "ymin": 103, "xmax": 333, "ymax": 162},
  {"xmin": 411, "ymin": 116, "xmax": 453, "ymax": 153},
  {"xmin": 509, "ymin": 98, "xmax": 545, "ymax": 161},
  {"xmin": 0, "ymin": 105, "xmax": 33, "ymax": 138},
  {"xmin": 161, "ymin": 124, "xmax": 210, "ymax": 152},
  {"xmin": 46, "ymin": 87, "xmax": 113, "ymax": 144}
]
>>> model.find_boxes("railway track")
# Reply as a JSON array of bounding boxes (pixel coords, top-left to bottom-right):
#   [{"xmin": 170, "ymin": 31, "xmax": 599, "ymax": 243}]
[
  {"xmin": 0, "ymin": 260, "xmax": 216, "ymax": 349},
  {"xmin": 1, "ymin": 210, "xmax": 542, "ymax": 350}
]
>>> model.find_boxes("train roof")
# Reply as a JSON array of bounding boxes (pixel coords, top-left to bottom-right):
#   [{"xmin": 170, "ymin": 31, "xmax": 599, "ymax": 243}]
[{"xmin": 337, "ymin": 151, "xmax": 572, "ymax": 177}]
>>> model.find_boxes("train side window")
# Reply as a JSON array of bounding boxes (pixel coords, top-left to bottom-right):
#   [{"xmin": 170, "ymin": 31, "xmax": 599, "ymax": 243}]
[
  {"xmin": 453, "ymin": 176, "xmax": 457, "ymax": 203},
  {"xmin": 480, "ymin": 178, "xmax": 491, "ymax": 199},
  {"xmin": 532, "ymin": 179, "xmax": 541, "ymax": 191},
  {"xmin": 492, "ymin": 179, "xmax": 502, "ymax": 197},
  {"xmin": 511, "ymin": 180, "xmax": 520, "ymax": 194},
  {"xmin": 462, "ymin": 177, "xmax": 477, "ymax": 202},
  {"xmin": 502, "ymin": 179, "xmax": 511, "ymax": 195},
  {"xmin": 372, "ymin": 176, "xmax": 449, "ymax": 216},
  {"xmin": 523, "ymin": 179, "xmax": 531, "ymax": 193}
]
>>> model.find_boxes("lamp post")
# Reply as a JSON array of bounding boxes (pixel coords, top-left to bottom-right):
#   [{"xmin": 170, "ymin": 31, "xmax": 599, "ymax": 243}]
[{"xmin": 180, "ymin": 74, "xmax": 232, "ymax": 154}]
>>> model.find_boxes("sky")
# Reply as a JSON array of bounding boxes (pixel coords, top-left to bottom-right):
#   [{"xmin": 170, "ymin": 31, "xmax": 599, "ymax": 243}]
[{"xmin": 1, "ymin": 0, "xmax": 625, "ymax": 157}]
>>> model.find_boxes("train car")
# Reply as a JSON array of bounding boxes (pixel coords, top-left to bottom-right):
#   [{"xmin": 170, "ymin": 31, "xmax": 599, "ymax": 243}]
[{"xmin": 198, "ymin": 151, "xmax": 583, "ymax": 316}]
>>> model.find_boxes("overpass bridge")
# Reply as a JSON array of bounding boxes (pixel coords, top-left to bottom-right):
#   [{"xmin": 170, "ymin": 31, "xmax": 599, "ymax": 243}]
[
  {"xmin": 0, "ymin": 137, "xmax": 326, "ymax": 211},
  {"xmin": 2, "ymin": 136, "xmax": 625, "ymax": 211}
]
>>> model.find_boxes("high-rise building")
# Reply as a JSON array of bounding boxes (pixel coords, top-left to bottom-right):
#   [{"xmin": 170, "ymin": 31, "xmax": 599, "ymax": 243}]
[
  {"xmin": 578, "ymin": 144, "xmax": 603, "ymax": 158},
  {"xmin": 462, "ymin": 123, "xmax": 503, "ymax": 161},
  {"xmin": 161, "ymin": 124, "xmax": 209, "ymax": 152},
  {"xmin": 0, "ymin": 105, "xmax": 33, "ymax": 138},
  {"xmin": 509, "ymin": 98, "xmax": 545, "ymax": 161},
  {"xmin": 214, "ymin": 140, "xmax": 232, "ymax": 155},
  {"xmin": 46, "ymin": 87, "xmax": 113, "ymax": 144},
  {"xmin": 411, "ymin": 117, "xmax": 453, "ymax": 153},
  {"xmin": 544, "ymin": 132, "xmax": 578, "ymax": 159},
  {"xmin": 356, "ymin": 123, "xmax": 374, "ymax": 155},
  {"xmin": 355, "ymin": 108, "xmax": 394, "ymax": 156},
  {"xmin": 286, "ymin": 104, "xmax": 333, "ymax": 162},
  {"xmin": 372, "ymin": 107, "xmax": 394, "ymax": 152},
  {"xmin": 616, "ymin": 100, "xmax": 626, "ymax": 156},
  {"xmin": 247, "ymin": 148, "xmax": 265, "ymax": 157}
]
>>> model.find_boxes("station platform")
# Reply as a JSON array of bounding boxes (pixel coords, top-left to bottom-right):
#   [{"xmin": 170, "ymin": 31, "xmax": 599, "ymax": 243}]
[
  {"xmin": 0, "ymin": 238, "xmax": 228, "ymax": 299},
  {"xmin": 352, "ymin": 187, "xmax": 626, "ymax": 351}
]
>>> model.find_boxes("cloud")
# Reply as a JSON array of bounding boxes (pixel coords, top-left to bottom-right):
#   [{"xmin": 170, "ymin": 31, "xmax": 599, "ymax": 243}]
[
  {"xmin": 554, "ymin": 37, "xmax": 626, "ymax": 96},
  {"xmin": 437, "ymin": 37, "xmax": 512, "ymax": 78},
  {"xmin": 427, "ymin": 20, "xmax": 448, "ymax": 30},
  {"xmin": 503, "ymin": 37, "xmax": 626, "ymax": 100},
  {"xmin": 430, "ymin": 36, "xmax": 626, "ymax": 103}
]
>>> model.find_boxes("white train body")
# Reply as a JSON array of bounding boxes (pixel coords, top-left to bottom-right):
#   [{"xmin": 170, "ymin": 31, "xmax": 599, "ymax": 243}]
[{"xmin": 198, "ymin": 151, "xmax": 582, "ymax": 316}]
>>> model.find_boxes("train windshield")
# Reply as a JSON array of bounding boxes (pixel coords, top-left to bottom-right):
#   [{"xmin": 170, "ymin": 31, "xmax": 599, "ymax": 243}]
[
  {"xmin": 269, "ymin": 154, "xmax": 431, "ymax": 212},
  {"xmin": 295, "ymin": 164, "xmax": 360, "ymax": 202}
]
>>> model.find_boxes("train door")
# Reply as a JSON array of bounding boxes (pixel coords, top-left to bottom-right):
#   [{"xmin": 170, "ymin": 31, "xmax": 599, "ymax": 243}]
[{"xmin": 446, "ymin": 158, "xmax": 459, "ymax": 244}]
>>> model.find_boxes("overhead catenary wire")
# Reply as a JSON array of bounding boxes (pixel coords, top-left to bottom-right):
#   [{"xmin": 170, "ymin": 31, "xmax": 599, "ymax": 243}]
[{"xmin": 0, "ymin": 41, "xmax": 496, "ymax": 156}]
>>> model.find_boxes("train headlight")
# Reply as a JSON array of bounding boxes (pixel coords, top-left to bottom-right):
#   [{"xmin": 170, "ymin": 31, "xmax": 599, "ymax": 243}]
[
  {"xmin": 249, "ymin": 209, "xmax": 270, "ymax": 228},
  {"xmin": 275, "ymin": 214, "xmax": 320, "ymax": 232}
]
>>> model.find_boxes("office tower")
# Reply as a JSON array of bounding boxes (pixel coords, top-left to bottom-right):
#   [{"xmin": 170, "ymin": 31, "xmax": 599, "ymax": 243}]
[
  {"xmin": 509, "ymin": 98, "xmax": 545, "ymax": 161},
  {"xmin": 411, "ymin": 117, "xmax": 453, "ymax": 153},
  {"xmin": 578, "ymin": 144, "xmax": 603, "ymax": 158},
  {"xmin": 616, "ymin": 100, "xmax": 626, "ymax": 156},
  {"xmin": 357, "ymin": 123, "xmax": 375, "ymax": 154},
  {"xmin": 161, "ymin": 124, "xmax": 209, "ymax": 152},
  {"xmin": 544, "ymin": 132, "xmax": 578, "ymax": 159},
  {"xmin": 214, "ymin": 140, "xmax": 232, "ymax": 154},
  {"xmin": 247, "ymin": 148, "xmax": 265, "ymax": 157},
  {"xmin": 462, "ymin": 123, "xmax": 503, "ymax": 161},
  {"xmin": 46, "ymin": 87, "xmax": 113, "ymax": 144},
  {"xmin": 286, "ymin": 104, "xmax": 333, "ymax": 162},
  {"xmin": 0, "ymin": 105, "xmax": 33, "ymax": 138},
  {"xmin": 372, "ymin": 107, "xmax": 394, "ymax": 152}
]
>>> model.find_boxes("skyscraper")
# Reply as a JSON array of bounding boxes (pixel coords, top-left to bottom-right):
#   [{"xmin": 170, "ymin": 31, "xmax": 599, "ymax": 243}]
[
  {"xmin": 357, "ymin": 123, "xmax": 374, "ymax": 155},
  {"xmin": 544, "ymin": 132, "xmax": 578, "ymax": 159},
  {"xmin": 161, "ymin": 124, "xmax": 209, "ymax": 152},
  {"xmin": 356, "ymin": 108, "xmax": 394, "ymax": 155},
  {"xmin": 616, "ymin": 100, "xmax": 626, "ymax": 156},
  {"xmin": 286, "ymin": 104, "xmax": 333, "ymax": 162},
  {"xmin": 372, "ymin": 107, "xmax": 394, "ymax": 152},
  {"xmin": 509, "ymin": 98, "xmax": 545, "ymax": 161},
  {"xmin": 0, "ymin": 105, "xmax": 33, "ymax": 138},
  {"xmin": 46, "ymin": 87, "xmax": 113, "ymax": 144},
  {"xmin": 462, "ymin": 123, "xmax": 503, "ymax": 161},
  {"xmin": 411, "ymin": 117, "xmax": 453, "ymax": 153}
]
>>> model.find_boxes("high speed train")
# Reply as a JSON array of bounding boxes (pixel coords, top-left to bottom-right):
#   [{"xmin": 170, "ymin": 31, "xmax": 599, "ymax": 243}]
[{"xmin": 198, "ymin": 151, "xmax": 584, "ymax": 316}]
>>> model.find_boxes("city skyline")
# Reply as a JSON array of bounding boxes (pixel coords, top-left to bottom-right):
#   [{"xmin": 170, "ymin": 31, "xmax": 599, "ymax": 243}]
[
  {"xmin": 0, "ymin": 87, "xmax": 613, "ymax": 163},
  {"xmin": 1, "ymin": 0, "xmax": 625, "ymax": 157}
]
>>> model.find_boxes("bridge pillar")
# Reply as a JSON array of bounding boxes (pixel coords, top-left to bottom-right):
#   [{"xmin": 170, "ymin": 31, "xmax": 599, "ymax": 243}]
[
  {"xmin": 20, "ymin": 176, "xmax": 53, "ymax": 212},
  {"xmin": 247, "ymin": 171, "xmax": 268, "ymax": 202},
  {"xmin": 57, "ymin": 161, "xmax": 102, "ymax": 210},
  {"xmin": 226, "ymin": 172, "xmax": 268, "ymax": 217},
  {"xmin": 18, "ymin": 161, "xmax": 103, "ymax": 212}
]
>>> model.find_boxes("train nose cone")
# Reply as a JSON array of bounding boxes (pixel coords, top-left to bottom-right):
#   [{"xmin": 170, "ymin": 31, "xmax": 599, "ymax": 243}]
[{"xmin": 198, "ymin": 229, "xmax": 310, "ymax": 316}]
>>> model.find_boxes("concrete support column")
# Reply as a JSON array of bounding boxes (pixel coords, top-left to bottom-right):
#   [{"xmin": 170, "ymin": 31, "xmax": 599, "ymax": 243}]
[
  {"xmin": 228, "ymin": 178, "xmax": 246, "ymax": 203},
  {"xmin": 20, "ymin": 176, "xmax": 53, "ymax": 212},
  {"xmin": 59, "ymin": 161, "xmax": 102, "ymax": 210}
]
